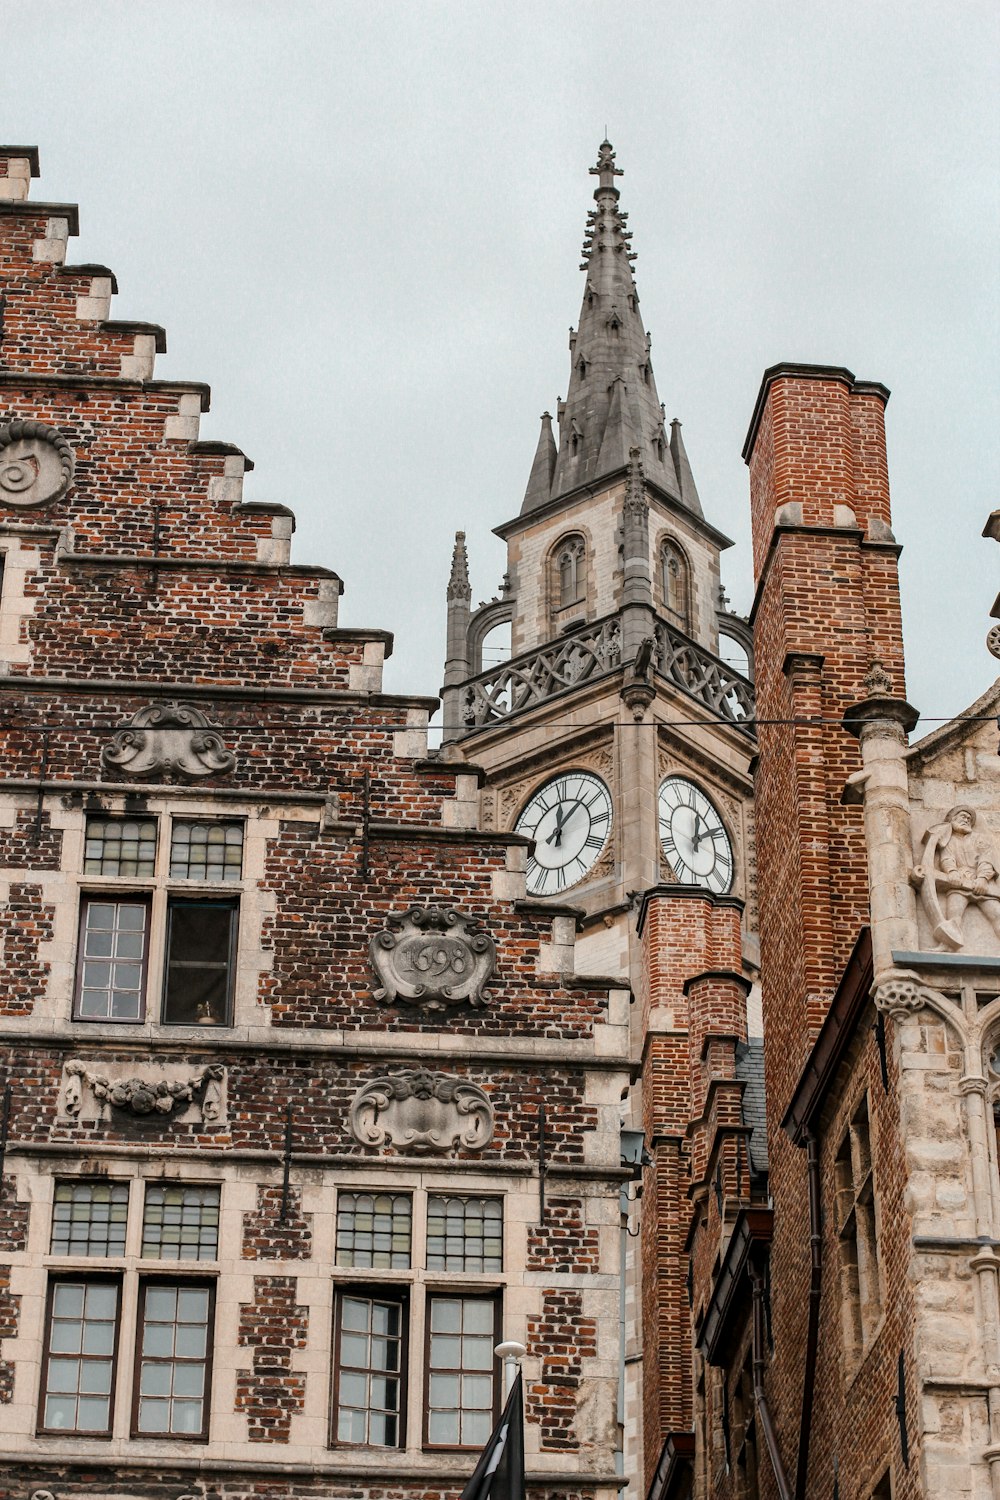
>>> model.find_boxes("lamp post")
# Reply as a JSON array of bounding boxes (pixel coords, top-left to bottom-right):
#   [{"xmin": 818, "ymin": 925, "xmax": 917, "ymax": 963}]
[{"xmin": 495, "ymin": 1339, "xmax": 526, "ymax": 1395}]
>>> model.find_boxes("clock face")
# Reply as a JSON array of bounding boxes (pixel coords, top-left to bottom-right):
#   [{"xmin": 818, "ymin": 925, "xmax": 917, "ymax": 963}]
[
  {"xmin": 658, "ymin": 776, "xmax": 733, "ymax": 894},
  {"xmin": 515, "ymin": 771, "xmax": 613, "ymax": 896}
]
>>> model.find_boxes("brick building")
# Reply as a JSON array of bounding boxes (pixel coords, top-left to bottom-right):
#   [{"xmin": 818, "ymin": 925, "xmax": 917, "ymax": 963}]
[
  {"xmin": 1, "ymin": 138, "xmax": 997, "ymax": 1500},
  {"xmin": 0, "ymin": 146, "xmax": 631, "ymax": 1500}
]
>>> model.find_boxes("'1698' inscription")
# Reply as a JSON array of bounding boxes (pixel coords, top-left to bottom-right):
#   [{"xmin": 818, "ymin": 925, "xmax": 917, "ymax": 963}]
[{"xmin": 369, "ymin": 905, "xmax": 496, "ymax": 1011}]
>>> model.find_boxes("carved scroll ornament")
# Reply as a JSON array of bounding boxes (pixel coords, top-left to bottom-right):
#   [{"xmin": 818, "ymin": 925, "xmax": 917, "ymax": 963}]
[
  {"xmin": 370, "ymin": 905, "xmax": 496, "ymax": 1010},
  {"xmin": 349, "ymin": 1069, "xmax": 494, "ymax": 1154},
  {"xmin": 0, "ymin": 418, "xmax": 75, "ymax": 509},
  {"xmin": 63, "ymin": 1060, "xmax": 225, "ymax": 1121},
  {"xmin": 101, "ymin": 702, "xmax": 236, "ymax": 781}
]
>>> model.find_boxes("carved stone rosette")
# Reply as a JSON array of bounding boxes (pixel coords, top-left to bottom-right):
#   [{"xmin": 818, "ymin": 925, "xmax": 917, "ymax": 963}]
[
  {"xmin": 0, "ymin": 418, "xmax": 75, "ymax": 508},
  {"xmin": 369, "ymin": 905, "xmax": 495, "ymax": 1010},
  {"xmin": 62, "ymin": 1061, "xmax": 226, "ymax": 1123},
  {"xmin": 101, "ymin": 702, "xmax": 236, "ymax": 781},
  {"xmin": 349, "ymin": 1069, "xmax": 494, "ymax": 1154}
]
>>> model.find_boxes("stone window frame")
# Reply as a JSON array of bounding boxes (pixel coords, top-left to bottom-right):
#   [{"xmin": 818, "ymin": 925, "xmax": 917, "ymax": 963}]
[
  {"xmin": 72, "ymin": 810, "xmax": 248, "ymax": 1031},
  {"xmin": 833, "ymin": 1091, "xmax": 884, "ymax": 1369},
  {"xmin": 329, "ymin": 1184, "xmax": 505, "ymax": 1455},
  {"xmin": 38, "ymin": 1168, "xmax": 223, "ymax": 1443}
]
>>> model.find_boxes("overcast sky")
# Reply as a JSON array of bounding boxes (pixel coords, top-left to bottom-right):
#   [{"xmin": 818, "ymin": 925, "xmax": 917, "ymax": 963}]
[{"xmin": 6, "ymin": 1, "xmax": 998, "ymax": 735}]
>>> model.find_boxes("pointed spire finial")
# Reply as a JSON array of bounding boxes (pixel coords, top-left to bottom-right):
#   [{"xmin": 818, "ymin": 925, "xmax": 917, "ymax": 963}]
[
  {"xmin": 590, "ymin": 139, "xmax": 623, "ymax": 195},
  {"xmin": 520, "ymin": 412, "xmax": 558, "ymax": 515},
  {"xmin": 447, "ymin": 531, "xmax": 471, "ymax": 601}
]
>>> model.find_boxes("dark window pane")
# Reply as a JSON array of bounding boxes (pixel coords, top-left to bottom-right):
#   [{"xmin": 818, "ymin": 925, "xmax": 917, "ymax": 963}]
[{"xmin": 162, "ymin": 902, "xmax": 235, "ymax": 1026}]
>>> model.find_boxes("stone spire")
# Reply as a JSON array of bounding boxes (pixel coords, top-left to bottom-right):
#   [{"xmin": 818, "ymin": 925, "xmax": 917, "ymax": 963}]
[
  {"xmin": 447, "ymin": 529, "xmax": 472, "ymax": 602},
  {"xmin": 521, "ymin": 412, "xmax": 557, "ymax": 511},
  {"xmin": 669, "ymin": 418, "xmax": 703, "ymax": 518},
  {"xmin": 521, "ymin": 140, "xmax": 687, "ymax": 514}
]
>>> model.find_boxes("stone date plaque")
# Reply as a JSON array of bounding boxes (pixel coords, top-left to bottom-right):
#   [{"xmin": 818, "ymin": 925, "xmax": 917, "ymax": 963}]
[{"xmin": 369, "ymin": 904, "xmax": 495, "ymax": 1011}]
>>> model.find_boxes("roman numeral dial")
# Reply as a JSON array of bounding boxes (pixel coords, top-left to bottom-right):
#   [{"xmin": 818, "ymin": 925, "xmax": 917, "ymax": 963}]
[
  {"xmin": 515, "ymin": 771, "xmax": 613, "ymax": 896},
  {"xmin": 658, "ymin": 776, "xmax": 733, "ymax": 894}
]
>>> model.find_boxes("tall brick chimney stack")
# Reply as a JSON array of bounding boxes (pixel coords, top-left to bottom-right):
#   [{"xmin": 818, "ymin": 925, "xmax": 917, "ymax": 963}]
[
  {"xmin": 744, "ymin": 363, "xmax": 907, "ymax": 1060},
  {"xmin": 743, "ymin": 365, "xmax": 911, "ymax": 1487}
]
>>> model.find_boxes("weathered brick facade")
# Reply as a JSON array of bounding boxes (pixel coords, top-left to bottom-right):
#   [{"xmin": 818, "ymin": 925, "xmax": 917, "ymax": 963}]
[{"xmin": 0, "ymin": 147, "xmax": 629, "ymax": 1500}]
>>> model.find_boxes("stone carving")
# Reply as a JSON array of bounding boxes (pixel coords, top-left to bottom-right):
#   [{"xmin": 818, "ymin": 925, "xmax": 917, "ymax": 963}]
[
  {"xmin": 349, "ymin": 1069, "xmax": 494, "ymax": 1153},
  {"xmin": 62, "ymin": 1060, "xmax": 225, "ymax": 1121},
  {"xmin": 863, "ymin": 658, "xmax": 894, "ymax": 697},
  {"xmin": 461, "ymin": 615, "xmax": 622, "ymax": 729},
  {"xmin": 911, "ymin": 807, "xmax": 1000, "ymax": 951},
  {"xmin": 101, "ymin": 702, "xmax": 236, "ymax": 781},
  {"xmin": 370, "ymin": 905, "xmax": 495, "ymax": 1010},
  {"xmin": 30, "ymin": 1491, "xmax": 56, "ymax": 1500},
  {"xmin": 874, "ymin": 978, "xmax": 927, "ymax": 1019},
  {"xmin": 987, "ymin": 624, "xmax": 1000, "ymax": 662},
  {"xmin": 0, "ymin": 419, "xmax": 74, "ymax": 509},
  {"xmin": 654, "ymin": 618, "xmax": 754, "ymax": 730}
]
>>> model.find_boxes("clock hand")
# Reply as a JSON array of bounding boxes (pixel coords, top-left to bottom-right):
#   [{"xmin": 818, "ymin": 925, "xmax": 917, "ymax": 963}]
[{"xmin": 691, "ymin": 813, "xmax": 703, "ymax": 852}]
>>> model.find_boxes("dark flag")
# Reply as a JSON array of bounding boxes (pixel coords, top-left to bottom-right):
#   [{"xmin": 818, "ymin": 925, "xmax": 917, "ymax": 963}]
[{"xmin": 459, "ymin": 1370, "xmax": 526, "ymax": 1500}]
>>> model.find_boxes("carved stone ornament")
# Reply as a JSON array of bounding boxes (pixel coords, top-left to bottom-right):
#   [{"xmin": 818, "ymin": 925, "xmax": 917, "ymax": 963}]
[
  {"xmin": 101, "ymin": 702, "xmax": 236, "ymax": 781},
  {"xmin": 910, "ymin": 806, "xmax": 1000, "ymax": 953},
  {"xmin": 873, "ymin": 978, "xmax": 927, "ymax": 1020},
  {"xmin": 62, "ymin": 1060, "xmax": 226, "ymax": 1122},
  {"xmin": 349, "ymin": 1069, "xmax": 494, "ymax": 1154},
  {"xmin": 988, "ymin": 624, "xmax": 1000, "ymax": 662},
  {"xmin": 0, "ymin": 418, "xmax": 75, "ymax": 509},
  {"xmin": 370, "ymin": 905, "xmax": 496, "ymax": 1010}
]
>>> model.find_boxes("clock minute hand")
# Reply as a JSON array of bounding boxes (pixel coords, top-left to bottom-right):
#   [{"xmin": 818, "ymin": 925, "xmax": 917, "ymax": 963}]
[
  {"xmin": 544, "ymin": 802, "xmax": 570, "ymax": 847},
  {"xmin": 691, "ymin": 813, "xmax": 704, "ymax": 852}
]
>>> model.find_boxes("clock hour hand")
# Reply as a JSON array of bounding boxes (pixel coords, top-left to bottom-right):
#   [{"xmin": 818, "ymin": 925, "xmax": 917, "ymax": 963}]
[
  {"xmin": 544, "ymin": 800, "xmax": 579, "ymax": 848},
  {"xmin": 691, "ymin": 813, "xmax": 703, "ymax": 852}
]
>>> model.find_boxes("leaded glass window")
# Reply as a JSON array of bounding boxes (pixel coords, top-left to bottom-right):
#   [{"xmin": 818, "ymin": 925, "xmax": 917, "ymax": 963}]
[
  {"xmin": 135, "ymin": 1282, "xmax": 212, "ymax": 1436},
  {"xmin": 142, "ymin": 1184, "xmax": 220, "ymax": 1261},
  {"xmin": 84, "ymin": 817, "xmax": 157, "ymax": 877},
  {"xmin": 426, "ymin": 1295, "xmax": 497, "ymax": 1447},
  {"xmin": 426, "ymin": 1196, "xmax": 502, "ymax": 1272},
  {"xmin": 336, "ymin": 1192, "xmax": 411, "ymax": 1269},
  {"xmin": 334, "ymin": 1291, "xmax": 404, "ymax": 1447},
  {"xmin": 51, "ymin": 1180, "xmax": 129, "ymax": 1257},
  {"xmin": 169, "ymin": 820, "xmax": 244, "ymax": 882},
  {"xmin": 40, "ymin": 1279, "xmax": 120, "ymax": 1434}
]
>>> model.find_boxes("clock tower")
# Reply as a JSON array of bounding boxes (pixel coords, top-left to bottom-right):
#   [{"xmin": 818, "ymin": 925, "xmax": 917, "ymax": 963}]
[{"xmin": 441, "ymin": 142, "xmax": 763, "ymax": 1493}]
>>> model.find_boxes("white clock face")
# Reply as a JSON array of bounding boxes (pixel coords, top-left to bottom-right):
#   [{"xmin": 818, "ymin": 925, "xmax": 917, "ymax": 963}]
[
  {"xmin": 515, "ymin": 771, "xmax": 613, "ymax": 896},
  {"xmin": 658, "ymin": 776, "xmax": 733, "ymax": 894}
]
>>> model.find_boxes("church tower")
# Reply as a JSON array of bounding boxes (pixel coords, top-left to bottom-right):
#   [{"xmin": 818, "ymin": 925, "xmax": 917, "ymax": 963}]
[
  {"xmin": 442, "ymin": 141, "xmax": 755, "ymax": 976},
  {"xmin": 442, "ymin": 144, "xmax": 763, "ymax": 1492}
]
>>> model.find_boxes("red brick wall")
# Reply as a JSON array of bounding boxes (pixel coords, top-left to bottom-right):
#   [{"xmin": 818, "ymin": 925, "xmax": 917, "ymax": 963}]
[
  {"xmin": 236, "ymin": 1275, "xmax": 309, "ymax": 1443},
  {"xmin": 746, "ymin": 367, "xmax": 917, "ymax": 1495}
]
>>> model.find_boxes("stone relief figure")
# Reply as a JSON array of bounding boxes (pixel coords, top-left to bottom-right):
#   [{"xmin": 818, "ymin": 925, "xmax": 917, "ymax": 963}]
[
  {"xmin": 62, "ymin": 1060, "xmax": 226, "ymax": 1122},
  {"xmin": 911, "ymin": 806, "xmax": 1000, "ymax": 951},
  {"xmin": 101, "ymin": 702, "xmax": 236, "ymax": 781}
]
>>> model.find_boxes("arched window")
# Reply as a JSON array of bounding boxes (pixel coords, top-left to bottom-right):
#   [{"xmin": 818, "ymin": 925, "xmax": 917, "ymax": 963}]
[
  {"xmin": 552, "ymin": 534, "xmax": 587, "ymax": 612},
  {"xmin": 661, "ymin": 539, "xmax": 690, "ymax": 633}
]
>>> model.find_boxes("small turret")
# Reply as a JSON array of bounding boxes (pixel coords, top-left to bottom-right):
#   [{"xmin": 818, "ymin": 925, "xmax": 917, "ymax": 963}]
[
  {"xmin": 520, "ymin": 412, "xmax": 557, "ymax": 514},
  {"xmin": 669, "ymin": 419, "xmax": 703, "ymax": 518}
]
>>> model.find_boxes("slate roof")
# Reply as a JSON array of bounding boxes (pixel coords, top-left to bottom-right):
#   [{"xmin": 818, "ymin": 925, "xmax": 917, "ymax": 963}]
[{"xmin": 736, "ymin": 1037, "xmax": 768, "ymax": 1177}]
